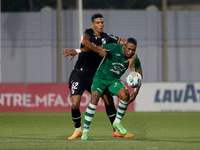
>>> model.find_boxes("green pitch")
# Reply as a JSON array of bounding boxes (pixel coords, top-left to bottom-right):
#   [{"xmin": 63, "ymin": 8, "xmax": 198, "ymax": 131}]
[{"xmin": 0, "ymin": 112, "xmax": 200, "ymax": 150}]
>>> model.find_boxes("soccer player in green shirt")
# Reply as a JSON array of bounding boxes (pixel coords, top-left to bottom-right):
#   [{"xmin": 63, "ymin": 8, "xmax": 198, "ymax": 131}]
[
  {"xmin": 81, "ymin": 37, "xmax": 143, "ymax": 140},
  {"xmin": 62, "ymin": 13, "xmax": 136, "ymax": 139}
]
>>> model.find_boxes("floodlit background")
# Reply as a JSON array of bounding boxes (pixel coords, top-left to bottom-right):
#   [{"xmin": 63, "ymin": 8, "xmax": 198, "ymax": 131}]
[{"xmin": 1, "ymin": 0, "xmax": 200, "ymax": 83}]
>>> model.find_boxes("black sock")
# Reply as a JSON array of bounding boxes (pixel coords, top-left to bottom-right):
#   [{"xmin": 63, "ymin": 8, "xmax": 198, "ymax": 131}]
[
  {"xmin": 71, "ymin": 108, "xmax": 81, "ymax": 128},
  {"xmin": 105, "ymin": 103, "xmax": 116, "ymax": 125}
]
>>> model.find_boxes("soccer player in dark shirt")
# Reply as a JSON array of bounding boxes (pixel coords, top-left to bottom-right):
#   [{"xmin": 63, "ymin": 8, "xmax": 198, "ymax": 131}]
[{"xmin": 62, "ymin": 13, "xmax": 135, "ymax": 139}]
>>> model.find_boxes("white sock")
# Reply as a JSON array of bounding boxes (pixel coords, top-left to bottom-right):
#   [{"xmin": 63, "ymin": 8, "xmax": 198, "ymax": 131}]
[
  {"xmin": 114, "ymin": 100, "xmax": 129, "ymax": 124},
  {"xmin": 114, "ymin": 129, "xmax": 119, "ymax": 132},
  {"xmin": 75, "ymin": 127, "xmax": 82, "ymax": 132},
  {"xmin": 113, "ymin": 117, "xmax": 121, "ymax": 124},
  {"xmin": 82, "ymin": 103, "xmax": 97, "ymax": 133}
]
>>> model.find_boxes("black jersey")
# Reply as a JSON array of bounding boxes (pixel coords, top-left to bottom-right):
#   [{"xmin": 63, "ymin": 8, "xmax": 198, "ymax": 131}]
[{"xmin": 74, "ymin": 28, "xmax": 120, "ymax": 75}]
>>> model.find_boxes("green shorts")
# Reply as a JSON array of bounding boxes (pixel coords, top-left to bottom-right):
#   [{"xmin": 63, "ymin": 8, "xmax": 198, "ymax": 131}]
[{"xmin": 91, "ymin": 77, "xmax": 126, "ymax": 96}]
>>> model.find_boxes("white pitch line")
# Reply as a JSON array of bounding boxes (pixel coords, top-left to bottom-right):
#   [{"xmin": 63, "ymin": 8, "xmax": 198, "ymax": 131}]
[{"xmin": 74, "ymin": 141, "xmax": 141, "ymax": 143}]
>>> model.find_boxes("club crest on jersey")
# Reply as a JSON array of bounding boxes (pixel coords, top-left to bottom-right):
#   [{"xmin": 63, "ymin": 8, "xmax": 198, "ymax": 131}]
[
  {"xmin": 101, "ymin": 38, "xmax": 106, "ymax": 44},
  {"xmin": 116, "ymin": 54, "xmax": 121, "ymax": 56},
  {"xmin": 114, "ymin": 82, "xmax": 119, "ymax": 87}
]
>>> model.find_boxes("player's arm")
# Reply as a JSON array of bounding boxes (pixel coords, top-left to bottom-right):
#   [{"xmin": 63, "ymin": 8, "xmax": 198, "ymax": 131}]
[
  {"xmin": 136, "ymin": 67, "xmax": 143, "ymax": 78},
  {"xmin": 125, "ymin": 55, "xmax": 136, "ymax": 71},
  {"xmin": 119, "ymin": 38, "xmax": 126, "ymax": 45},
  {"xmin": 62, "ymin": 44, "xmax": 104, "ymax": 61},
  {"xmin": 129, "ymin": 67, "xmax": 143, "ymax": 104},
  {"xmin": 62, "ymin": 47, "xmax": 89, "ymax": 60},
  {"xmin": 62, "ymin": 44, "xmax": 104, "ymax": 60},
  {"xmin": 81, "ymin": 34, "xmax": 109, "ymax": 57}
]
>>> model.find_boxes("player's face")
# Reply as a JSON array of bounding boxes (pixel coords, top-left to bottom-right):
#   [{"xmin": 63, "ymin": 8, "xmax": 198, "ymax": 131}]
[
  {"xmin": 92, "ymin": 17, "xmax": 104, "ymax": 34},
  {"xmin": 124, "ymin": 43, "xmax": 136, "ymax": 58}
]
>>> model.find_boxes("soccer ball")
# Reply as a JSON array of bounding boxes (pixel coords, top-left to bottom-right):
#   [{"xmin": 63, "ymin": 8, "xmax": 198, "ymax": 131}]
[{"xmin": 126, "ymin": 72, "xmax": 142, "ymax": 88}]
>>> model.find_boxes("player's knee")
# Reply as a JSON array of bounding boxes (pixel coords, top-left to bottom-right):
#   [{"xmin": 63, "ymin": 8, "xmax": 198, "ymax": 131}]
[
  {"xmin": 90, "ymin": 93, "xmax": 100, "ymax": 105},
  {"xmin": 71, "ymin": 96, "xmax": 81, "ymax": 109},
  {"xmin": 71, "ymin": 103, "xmax": 80, "ymax": 110},
  {"xmin": 90, "ymin": 97, "xmax": 99, "ymax": 105},
  {"xmin": 120, "ymin": 90, "xmax": 130, "ymax": 101}
]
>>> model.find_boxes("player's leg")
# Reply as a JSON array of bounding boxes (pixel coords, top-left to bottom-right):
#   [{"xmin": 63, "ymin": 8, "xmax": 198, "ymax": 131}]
[
  {"xmin": 68, "ymin": 69, "xmax": 86, "ymax": 140},
  {"xmin": 81, "ymin": 77, "xmax": 106, "ymax": 140},
  {"xmin": 102, "ymin": 89, "xmax": 133, "ymax": 138},
  {"xmin": 101, "ymin": 90, "xmax": 116, "ymax": 128},
  {"xmin": 113, "ymin": 87, "xmax": 129, "ymax": 135},
  {"xmin": 81, "ymin": 91, "xmax": 101, "ymax": 140},
  {"xmin": 115, "ymin": 87, "xmax": 134, "ymax": 138},
  {"xmin": 68, "ymin": 95, "xmax": 82, "ymax": 140},
  {"xmin": 108, "ymin": 80, "xmax": 133, "ymax": 137}
]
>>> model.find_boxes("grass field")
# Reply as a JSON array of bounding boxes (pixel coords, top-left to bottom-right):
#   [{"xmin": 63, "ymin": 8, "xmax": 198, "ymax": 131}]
[{"xmin": 0, "ymin": 112, "xmax": 200, "ymax": 150}]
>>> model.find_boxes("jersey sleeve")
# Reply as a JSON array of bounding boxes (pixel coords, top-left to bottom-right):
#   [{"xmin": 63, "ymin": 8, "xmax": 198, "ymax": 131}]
[
  {"xmin": 135, "ymin": 54, "xmax": 141, "ymax": 71},
  {"xmin": 80, "ymin": 28, "xmax": 93, "ymax": 48},
  {"xmin": 83, "ymin": 28, "xmax": 93, "ymax": 39},
  {"xmin": 102, "ymin": 43, "xmax": 116, "ymax": 51},
  {"xmin": 106, "ymin": 33, "xmax": 120, "ymax": 44}
]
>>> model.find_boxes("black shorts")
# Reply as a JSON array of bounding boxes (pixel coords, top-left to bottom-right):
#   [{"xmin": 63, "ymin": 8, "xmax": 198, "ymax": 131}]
[{"xmin": 68, "ymin": 69, "xmax": 94, "ymax": 97}]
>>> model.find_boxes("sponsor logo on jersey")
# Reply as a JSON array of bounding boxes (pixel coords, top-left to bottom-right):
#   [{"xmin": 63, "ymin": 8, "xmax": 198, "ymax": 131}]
[
  {"xmin": 109, "ymin": 62, "xmax": 126, "ymax": 75},
  {"xmin": 114, "ymin": 66, "xmax": 124, "ymax": 72}
]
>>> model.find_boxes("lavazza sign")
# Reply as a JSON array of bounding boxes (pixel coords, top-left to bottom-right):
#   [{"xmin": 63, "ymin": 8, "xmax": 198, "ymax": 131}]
[{"xmin": 135, "ymin": 83, "xmax": 200, "ymax": 112}]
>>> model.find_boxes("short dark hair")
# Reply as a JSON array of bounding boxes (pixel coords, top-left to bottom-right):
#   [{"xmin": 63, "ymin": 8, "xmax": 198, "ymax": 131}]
[
  {"xmin": 91, "ymin": 13, "xmax": 104, "ymax": 22},
  {"xmin": 126, "ymin": 38, "xmax": 137, "ymax": 45}
]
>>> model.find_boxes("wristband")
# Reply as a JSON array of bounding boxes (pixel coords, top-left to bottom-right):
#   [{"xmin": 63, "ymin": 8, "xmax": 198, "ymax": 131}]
[{"xmin": 75, "ymin": 49, "xmax": 81, "ymax": 54}]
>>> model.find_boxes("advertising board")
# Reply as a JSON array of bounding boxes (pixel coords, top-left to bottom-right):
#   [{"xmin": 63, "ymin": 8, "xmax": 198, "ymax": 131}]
[
  {"xmin": 0, "ymin": 83, "xmax": 134, "ymax": 112},
  {"xmin": 135, "ymin": 83, "xmax": 200, "ymax": 111}
]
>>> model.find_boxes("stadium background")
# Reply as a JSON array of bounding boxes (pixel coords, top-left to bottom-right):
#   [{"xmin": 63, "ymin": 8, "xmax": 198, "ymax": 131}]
[{"xmin": 1, "ymin": 0, "xmax": 200, "ymax": 112}]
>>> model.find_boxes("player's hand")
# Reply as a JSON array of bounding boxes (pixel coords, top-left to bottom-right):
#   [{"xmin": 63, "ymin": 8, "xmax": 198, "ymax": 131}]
[
  {"xmin": 129, "ymin": 89, "xmax": 137, "ymax": 104},
  {"xmin": 125, "ymin": 54, "xmax": 136, "ymax": 71},
  {"xmin": 129, "ymin": 85, "xmax": 141, "ymax": 105},
  {"xmin": 98, "ymin": 49, "xmax": 109, "ymax": 57},
  {"xmin": 62, "ymin": 48, "xmax": 77, "ymax": 60}
]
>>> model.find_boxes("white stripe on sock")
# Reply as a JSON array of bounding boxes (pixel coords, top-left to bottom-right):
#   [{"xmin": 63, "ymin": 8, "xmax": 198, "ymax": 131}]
[
  {"xmin": 119, "ymin": 103, "xmax": 126, "ymax": 108},
  {"xmin": 86, "ymin": 108, "xmax": 95, "ymax": 114},
  {"xmin": 117, "ymin": 109, "xmax": 125, "ymax": 114},
  {"xmin": 114, "ymin": 117, "xmax": 121, "ymax": 124},
  {"xmin": 116, "ymin": 114, "xmax": 122, "ymax": 119},
  {"xmin": 88, "ymin": 103, "xmax": 97, "ymax": 109},
  {"xmin": 85, "ymin": 115, "xmax": 93, "ymax": 122},
  {"xmin": 120, "ymin": 100, "xmax": 129, "ymax": 105}
]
